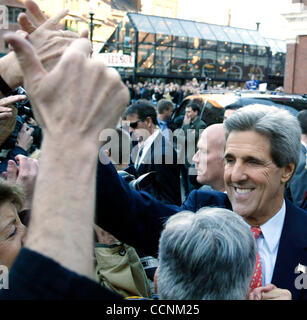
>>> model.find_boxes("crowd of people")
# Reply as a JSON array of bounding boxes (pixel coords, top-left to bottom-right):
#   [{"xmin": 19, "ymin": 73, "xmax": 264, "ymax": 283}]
[
  {"xmin": 0, "ymin": 0, "xmax": 306, "ymax": 302},
  {"xmin": 125, "ymin": 80, "xmax": 284, "ymax": 107},
  {"xmin": 125, "ymin": 79, "xmax": 205, "ymax": 106}
]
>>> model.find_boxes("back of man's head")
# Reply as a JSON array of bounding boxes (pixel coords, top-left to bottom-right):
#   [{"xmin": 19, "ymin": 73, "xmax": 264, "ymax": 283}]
[{"xmin": 158, "ymin": 207, "xmax": 257, "ymax": 300}]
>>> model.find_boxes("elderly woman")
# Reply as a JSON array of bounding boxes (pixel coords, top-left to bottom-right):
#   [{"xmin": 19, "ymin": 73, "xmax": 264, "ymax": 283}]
[
  {"xmin": 0, "ymin": 179, "xmax": 26, "ymax": 269},
  {"xmin": 0, "ymin": 151, "xmax": 39, "ymax": 269}
]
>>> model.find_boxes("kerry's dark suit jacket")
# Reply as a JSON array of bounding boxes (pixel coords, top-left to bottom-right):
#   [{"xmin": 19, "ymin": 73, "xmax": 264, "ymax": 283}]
[
  {"xmin": 287, "ymin": 144, "xmax": 307, "ymax": 206},
  {"xmin": 96, "ymin": 161, "xmax": 307, "ymax": 300},
  {"xmin": 125, "ymin": 130, "xmax": 182, "ymax": 205}
]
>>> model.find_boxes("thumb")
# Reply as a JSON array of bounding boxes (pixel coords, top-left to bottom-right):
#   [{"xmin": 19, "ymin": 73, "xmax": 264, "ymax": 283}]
[
  {"xmin": 6, "ymin": 160, "xmax": 18, "ymax": 181},
  {"xmin": 27, "ymin": 126, "xmax": 35, "ymax": 135},
  {"xmin": 21, "ymin": 123, "xmax": 28, "ymax": 132},
  {"xmin": 4, "ymin": 33, "xmax": 46, "ymax": 89},
  {"xmin": 261, "ymin": 283, "xmax": 277, "ymax": 292}
]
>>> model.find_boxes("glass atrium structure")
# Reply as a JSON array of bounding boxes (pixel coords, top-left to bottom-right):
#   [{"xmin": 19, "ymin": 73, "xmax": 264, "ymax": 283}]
[{"xmin": 100, "ymin": 13, "xmax": 286, "ymax": 86}]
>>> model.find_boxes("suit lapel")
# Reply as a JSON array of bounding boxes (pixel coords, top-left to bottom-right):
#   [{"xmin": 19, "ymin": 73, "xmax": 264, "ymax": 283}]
[{"xmin": 271, "ymin": 200, "xmax": 307, "ymax": 299}]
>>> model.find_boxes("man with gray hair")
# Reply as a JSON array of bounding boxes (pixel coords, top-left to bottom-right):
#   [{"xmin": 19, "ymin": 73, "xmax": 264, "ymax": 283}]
[
  {"xmin": 157, "ymin": 207, "xmax": 257, "ymax": 300},
  {"xmin": 97, "ymin": 104, "xmax": 307, "ymax": 300}
]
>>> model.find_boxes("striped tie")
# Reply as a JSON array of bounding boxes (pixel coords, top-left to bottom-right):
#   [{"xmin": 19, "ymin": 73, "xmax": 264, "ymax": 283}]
[{"xmin": 249, "ymin": 226, "xmax": 263, "ymax": 290}]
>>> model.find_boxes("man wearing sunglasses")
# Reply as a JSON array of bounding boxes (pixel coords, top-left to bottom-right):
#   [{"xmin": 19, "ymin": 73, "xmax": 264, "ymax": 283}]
[{"xmin": 123, "ymin": 100, "xmax": 182, "ymax": 206}]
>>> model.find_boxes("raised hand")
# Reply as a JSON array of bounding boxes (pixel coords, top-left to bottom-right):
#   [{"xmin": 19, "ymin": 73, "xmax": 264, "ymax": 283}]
[
  {"xmin": 0, "ymin": 0, "xmax": 88, "ymax": 96},
  {"xmin": 4, "ymin": 34, "xmax": 129, "ymax": 145},
  {"xmin": 0, "ymin": 95, "xmax": 26, "ymax": 120},
  {"xmin": 3, "ymin": 155, "xmax": 39, "ymax": 211},
  {"xmin": 16, "ymin": 123, "xmax": 34, "ymax": 152}
]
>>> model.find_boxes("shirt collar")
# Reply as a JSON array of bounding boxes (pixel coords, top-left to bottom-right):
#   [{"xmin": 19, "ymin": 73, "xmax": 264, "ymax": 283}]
[
  {"xmin": 157, "ymin": 118, "xmax": 166, "ymax": 125},
  {"xmin": 259, "ymin": 200, "xmax": 286, "ymax": 253},
  {"xmin": 136, "ymin": 129, "xmax": 160, "ymax": 165},
  {"xmin": 142, "ymin": 128, "xmax": 160, "ymax": 149}
]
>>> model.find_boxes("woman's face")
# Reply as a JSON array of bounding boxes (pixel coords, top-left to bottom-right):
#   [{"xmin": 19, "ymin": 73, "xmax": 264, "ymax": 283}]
[{"xmin": 0, "ymin": 202, "xmax": 26, "ymax": 269}]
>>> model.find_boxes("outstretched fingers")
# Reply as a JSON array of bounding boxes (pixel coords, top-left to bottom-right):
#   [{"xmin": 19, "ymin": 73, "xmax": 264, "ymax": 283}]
[
  {"xmin": 0, "ymin": 95, "xmax": 27, "ymax": 106},
  {"xmin": 18, "ymin": 13, "xmax": 36, "ymax": 34},
  {"xmin": 4, "ymin": 33, "xmax": 46, "ymax": 90},
  {"xmin": 56, "ymin": 37, "xmax": 92, "ymax": 69},
  {"xmin": 81, "ymin": 30, "xmax": 89, "ymax": 39},
  {"xmin": 43, "ymin": 9, "xmax": 69, "ymax": 30},
  {"xmin": 24, "ymin": 0, "xmax": 47, "ymax": 26}
]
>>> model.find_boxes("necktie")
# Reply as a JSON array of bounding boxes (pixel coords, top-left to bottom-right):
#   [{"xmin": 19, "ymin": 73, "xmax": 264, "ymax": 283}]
[
  {"xmin": 249, "ymin": 226, "xmax": 263, "ymax": 290},
  {"xmin": 135, "ymin": 146, "xmax": 144, "ymax": 169}
]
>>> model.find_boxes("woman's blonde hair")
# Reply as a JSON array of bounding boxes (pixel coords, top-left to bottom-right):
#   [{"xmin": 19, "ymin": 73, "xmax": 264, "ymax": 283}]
[{"xmin": 0, "ymin": 178, "xmax": 24, "ymax": 212}]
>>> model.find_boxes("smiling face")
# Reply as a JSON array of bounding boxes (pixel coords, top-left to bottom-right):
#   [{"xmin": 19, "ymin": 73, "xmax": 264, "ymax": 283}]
[
  {"xmin": 0, "ymin": 201, "xmax": 26, "ymax": 269},
  {"xmin": 224, "ymin": 130, "xmax": 294, "ymax": 226}
]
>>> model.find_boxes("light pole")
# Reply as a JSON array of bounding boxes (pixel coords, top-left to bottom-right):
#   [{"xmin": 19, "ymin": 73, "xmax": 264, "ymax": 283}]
[
  {"xmin": 89, "ymin": 12, "xmax": 94, "ymax": 43},
  {"xmin": 89, "ymin": 0, "xmax": 96, "ymax": 43}
]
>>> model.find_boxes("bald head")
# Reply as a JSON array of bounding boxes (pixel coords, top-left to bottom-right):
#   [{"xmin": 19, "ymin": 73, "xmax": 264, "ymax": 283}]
[
  {"xmin": 205, "ymin": 123, "xmax": 226, "ymax": 148},
  {"xmin": 192, "ymin": 123, "xmax": 226, "ymax": 191}
]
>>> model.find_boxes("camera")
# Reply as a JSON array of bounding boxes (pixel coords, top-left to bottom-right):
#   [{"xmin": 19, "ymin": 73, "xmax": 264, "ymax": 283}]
[
  {"xmin": 12, "ymin": 86, "xmax": 34, "ymax": 121},
  {"xmin": 0, "ymin": 87, "xmax": 42, "ymax": 153}
]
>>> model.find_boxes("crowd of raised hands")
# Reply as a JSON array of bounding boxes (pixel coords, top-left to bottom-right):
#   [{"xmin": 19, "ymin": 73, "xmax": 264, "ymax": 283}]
[{"xmin": 0, "ymin": 0, "xmax": 129, "ymax": 278}]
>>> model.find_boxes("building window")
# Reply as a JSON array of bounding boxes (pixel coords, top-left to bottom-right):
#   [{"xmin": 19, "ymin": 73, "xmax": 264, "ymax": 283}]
[{"xmin": 8, "ymin": 6, "xmax": 25, "ymax": 24}]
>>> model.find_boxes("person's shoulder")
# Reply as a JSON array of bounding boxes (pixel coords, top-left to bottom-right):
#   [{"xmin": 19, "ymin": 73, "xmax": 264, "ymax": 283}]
[
  {"xmin": 193, "ymin": 117, "xmax": 206, "ymax": 128},
  {"xmin": 198, "ymin": 119, "xmax": 207, "ymax": 128},
  {"xmin": 286, "ymin": 198, "xmax": 307, "ymax": 217},
  {"xmin": 185, "ymin": 189, "xmax": 231, "ymax": 211},
  {"xmin": 285, "ymin": 199, "xmax": 307, "ymax": 240},
  {"xmin": 195, "ymin": 189, "xmax": 228, "ymax": 201},
  {"xmin": 285, "ymin": 199, "xmax": 307, "ymax": 246}
]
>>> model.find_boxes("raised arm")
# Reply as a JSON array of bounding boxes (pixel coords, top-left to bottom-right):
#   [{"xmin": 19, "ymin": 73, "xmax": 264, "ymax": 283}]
[{"xmin": 5, "ymin": 33, "xmax": 129, "ymax": 278}]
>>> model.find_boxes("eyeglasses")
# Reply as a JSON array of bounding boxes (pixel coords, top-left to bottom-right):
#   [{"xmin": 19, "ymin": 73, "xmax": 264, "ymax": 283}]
[{"xmin": 129, "ymin": 120, "xmax": 143, "ymax": 129}]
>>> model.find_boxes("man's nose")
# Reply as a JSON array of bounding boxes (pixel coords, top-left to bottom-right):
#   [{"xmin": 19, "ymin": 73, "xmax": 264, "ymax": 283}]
[
  {"xmin": 192, "ymin": 150, "xmax": 199, "ymax": 164},
  {"xmin": 230, "ymin": 161, "xmax": 248, "ymax": 183}
]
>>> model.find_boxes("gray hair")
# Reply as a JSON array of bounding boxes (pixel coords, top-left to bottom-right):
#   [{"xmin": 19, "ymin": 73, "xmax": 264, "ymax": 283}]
[
  {"xmin": 157, "ymin": 207, "xmax": 257, "ymax": 300},
  {"xmin": 224, "ymin": 104, "xmax": 301, "ymax": 168}
]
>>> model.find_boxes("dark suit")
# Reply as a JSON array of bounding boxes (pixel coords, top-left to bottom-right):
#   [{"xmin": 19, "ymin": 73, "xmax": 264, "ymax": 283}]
[
  {"xmin": 181, "ymin": 116, "xmax": 207, "ymax": 145},
  {"xmin": 287, "ymin": 144, "xmax": 307, "ymax": 206},
  {"xmin": 125, "ymin": 130, "xmax": 182, "ymax": 205},
  {"xmin": 96, "ymin": 161, "xmax": 307, "ymax": 299}
]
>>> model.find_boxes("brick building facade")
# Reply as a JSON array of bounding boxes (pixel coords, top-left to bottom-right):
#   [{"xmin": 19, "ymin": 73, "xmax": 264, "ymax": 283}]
[
  {"xmin": 0, "ymin": 0, "xmax": 25, "ymax": 56},
  {"xmin": 283, "ymin": 0, "xmax": 307, "ymax": 94}
]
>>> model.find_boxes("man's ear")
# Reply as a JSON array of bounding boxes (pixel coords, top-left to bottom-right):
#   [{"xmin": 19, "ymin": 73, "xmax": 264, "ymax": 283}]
[
  {"xmin": 145, "ymin": 116, "xmax": 153, "ymax": 128},
  {"xmin": 281, "ymin": 163, "xmax": 296, "ymax": 183}
]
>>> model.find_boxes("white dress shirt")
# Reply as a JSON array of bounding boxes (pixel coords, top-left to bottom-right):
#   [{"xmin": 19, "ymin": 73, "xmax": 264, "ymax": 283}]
[
  {"xmin": 134, "ymin": 129, "xmax": 160, "ymax": 169},
  {"xmin": 256, "ymin": 200, "xmax": 286, "ymax": 285}
]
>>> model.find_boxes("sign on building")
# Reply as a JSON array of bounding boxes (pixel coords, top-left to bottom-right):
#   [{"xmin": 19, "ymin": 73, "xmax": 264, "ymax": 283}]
[
  {"xmin": 0, "ymin": 5, "xmax": 9, "ymax": 30},
  {"xmin": 99, "ymin": 52, "xmax": 135, "ymax": 68}
]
